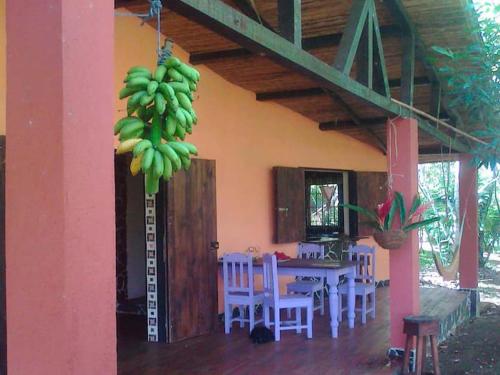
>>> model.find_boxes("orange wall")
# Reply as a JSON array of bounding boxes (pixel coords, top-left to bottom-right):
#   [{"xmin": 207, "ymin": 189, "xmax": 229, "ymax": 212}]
[{"xmin": 114, "ymin": 12, "xmax": 390, "ymax": 288}]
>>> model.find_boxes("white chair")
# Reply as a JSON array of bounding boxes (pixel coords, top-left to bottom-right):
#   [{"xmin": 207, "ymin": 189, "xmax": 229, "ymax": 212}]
[
  {"xmin": 338, "ymin": 244, "xmax": 376, "ymax": 324},
  {"xmin": 223, "ymin": 252, "xmax": 264, "ymax": 334},
  {"xmin": 286, "ymin": 243, "xmax": 325, "ymax": 315},
  {"xmin": 262, "ymin": 254, "xmax": 313, "ymax": 341}
]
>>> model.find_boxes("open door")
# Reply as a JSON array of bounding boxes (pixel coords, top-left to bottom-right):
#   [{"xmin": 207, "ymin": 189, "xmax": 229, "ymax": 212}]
[{"xmin": 165, "ymin": 159, "xmax": 218, "ymax": 342}]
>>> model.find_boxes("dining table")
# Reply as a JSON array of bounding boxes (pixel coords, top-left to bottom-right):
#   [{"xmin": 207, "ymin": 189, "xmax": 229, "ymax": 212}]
[{"xmin": 251, "ymin": 258, "xmax": 358, "ymax": 338}]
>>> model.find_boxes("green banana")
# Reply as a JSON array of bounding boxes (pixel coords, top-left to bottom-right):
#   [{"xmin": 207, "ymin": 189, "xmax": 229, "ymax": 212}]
[
  {"xmin": 119, "ymin": 87, "xmax": 138, "ymax": 100},
  {"xmin": 140, "ymin": 94, "xmax": 155, "ymax": 107},
  {"xmin": 169, "ymin": 141, "xmax": 190, "ymax": 158},
  {"xmin": 126, "ymin": 77, "xmax": 151, "ymax": 90},
  {"xmin": 177, "ymin": 63, "xmax": 200, "ymax": 82},
  {"xmin": 119, "ymin": 128, "xmax": 144, "ymax": 142},
  {"xmin": 181, "ymin": 142, "xmax": 198, "ymax": 155},
  {"xmin": 127, "ymin": 66, "xmax": 151, "ymax": 75},
  {"xmin": 165, "ymin": 114, "xmax": 177, "ymax": 136},
  {"xmin": 127, "ymin": 100, "xmax": 141, "ymax": 116},
  {"xmin": 157, "ymin": 143, "xmax": 182, "ymax": 171},
  {"xmin": 125, "ymin": 71, "xmax": 152, "ymax": 82},
  {"xmin": 188, "ymin": 109, "xmax": 198, "ymax": 124},
  {"xmin": 167, "ymin": 68, "xmax": 184, "ymax": 82},
  {"xmin": 168, "ymin": 81, "xmax": 190, "ymax": 94},
  {"xmin": 133, "ymin": 139, "xmax": 153, "ymax": 157},
  {"xmin": 177, "ymin": 92, "xmax": 193, "ymax": 112},
  {"xmin": 152, "ymin": 150, "xmax": 164, "ymax": 178},
  {"xmin": 180, "ymin": 155, "xmax": 192, "ymax": 171},
  {"xmin": 155, "ymin": 93, "xmax": 167, "ymax": 115},
  {"xmin": 161, "ymin": 129, "xmax": 176, "ymax": 143},
  {"xmin": 162, "ymin": 155, "xmax": 173, "ymax": 180},
  {"xmin": 114, "ymin": 116, "xmax": 141, "ymax": 135},
  {"xmin": 145, "ymin": 172, "xmax": 159, "ymax": 195},
  {"xmin": 175, "ymin": 109, "xmax": 187, "ymax": 128},
  {"xmin": 147, "ymin": 81, "xmax": 159, "ymax": 96},
  {"xmin": 179, "ymin": 108, "xmax": 193, "ymax": 127},
  {"xmin": 188, "ymin": 80, "xmax": 197, "ymax": 92},
  {"xmin": 120, "ymin": 119, "xmax": 145, "ymax": 139},
  {"xmin": 164, "ymin": 56, "xmax": 181, "ymax": 68},
  {"xmin": 159, "ymin": 82, "xmax": 176, "ymax": 101},
  {"xmin": 154, "ymin": 65, "xmax": 168, "ymax": 82},
  {"xmin": 141, "ymin": 148, "xmax": 155, "ymax": 173},
  {"xmin": 175, "ymin": 124, "xmax": 186, "ymax": 140},
  {"xmin": 128, "ymin": 90, "xmax": 148, "ymax": 109}
]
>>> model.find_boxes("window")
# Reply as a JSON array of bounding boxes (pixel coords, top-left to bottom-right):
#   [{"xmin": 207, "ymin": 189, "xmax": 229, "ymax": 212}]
[{"xmin": 305, "ymin": 171, "xmax": 344, "ymax": 238}]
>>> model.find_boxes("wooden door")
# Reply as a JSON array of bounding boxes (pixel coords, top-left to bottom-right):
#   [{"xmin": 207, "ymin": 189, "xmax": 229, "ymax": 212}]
[
  {"xmin": 274, "ymin": 167, "xmax": 305, "ymax": 243},
  {"xmin": 355, "ymin": 172, "xmax": 387, "ymax": 236},
  {"xmin": 165, "ymin": 159, "xmax": 218, "ymax": 342},
  {"xmin": 0, "ymin": 136, "xmax": 5, "ymax": 374}
]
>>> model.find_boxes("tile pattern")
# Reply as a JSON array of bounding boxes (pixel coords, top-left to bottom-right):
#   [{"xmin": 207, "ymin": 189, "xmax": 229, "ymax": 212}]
[{"xmin": 145, "ymin": 192, "xmax": 158, "ymax": 342}]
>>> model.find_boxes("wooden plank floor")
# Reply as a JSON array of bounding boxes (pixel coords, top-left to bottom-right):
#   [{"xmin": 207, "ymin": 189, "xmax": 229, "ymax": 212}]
[{"xmin": 118, "ymin": 287, "xmax": 468, "ymax": 375}]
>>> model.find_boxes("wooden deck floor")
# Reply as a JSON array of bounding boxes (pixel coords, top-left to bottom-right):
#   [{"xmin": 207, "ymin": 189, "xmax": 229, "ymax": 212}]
[{"xmin": 118, "ymin": 287, "xmax": 468, "ymax": 375}]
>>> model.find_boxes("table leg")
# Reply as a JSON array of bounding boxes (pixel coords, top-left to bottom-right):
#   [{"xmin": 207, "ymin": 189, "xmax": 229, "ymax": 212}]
[
  {"xmin": 347, "ymin": 267, "xmax": 355, "ymax": 329},
  {"xmin": 328, "ymin": 274, "xmax": 339, "ymax": 338}
]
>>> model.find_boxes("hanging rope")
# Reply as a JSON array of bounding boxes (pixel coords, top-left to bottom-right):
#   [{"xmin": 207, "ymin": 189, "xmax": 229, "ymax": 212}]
[
  {"xmin": 115, "ymin": 0, "xmax": 170, "ymax": 65},
  {"xmin": 115, "ymin": 0, "xmax": 163, "ymax": 20}
]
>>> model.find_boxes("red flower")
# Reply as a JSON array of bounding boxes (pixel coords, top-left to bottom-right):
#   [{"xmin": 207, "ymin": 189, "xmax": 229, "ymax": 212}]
[{"xmin": 377, "ymin": 195, "xmax": 394, "ymax": 222}]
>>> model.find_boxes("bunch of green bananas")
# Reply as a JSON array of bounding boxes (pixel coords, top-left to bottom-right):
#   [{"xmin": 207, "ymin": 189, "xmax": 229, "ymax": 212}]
[{"xmin": 114, "ymin": 56, "xmax": 200, "ymax": 194}]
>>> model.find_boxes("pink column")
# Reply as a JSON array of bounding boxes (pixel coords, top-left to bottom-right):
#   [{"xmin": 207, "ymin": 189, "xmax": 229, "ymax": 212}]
[
  {"xmin": 386, "ymin": 117, "xmax": 420, "ymax": 348},
  {"xmin": 6, "ymin": 1, "xmax": 116, "ymax": 374},
  {"xmin": 458, "ymin": 154, "xmax": 478, "ymax": 289}
]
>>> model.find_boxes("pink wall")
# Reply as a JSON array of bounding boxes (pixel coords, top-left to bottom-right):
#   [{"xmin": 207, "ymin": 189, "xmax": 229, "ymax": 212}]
[
  {"xmin": 6, "ymin": 1, "xmax": 116, "ymax": 373},
  {"xmin": 386, "ymin": 118, "xmax": 420, "ymax": 348},
  {"xmin": 459, "ymin": 154, "xmax": 478, "ymax": 288}
]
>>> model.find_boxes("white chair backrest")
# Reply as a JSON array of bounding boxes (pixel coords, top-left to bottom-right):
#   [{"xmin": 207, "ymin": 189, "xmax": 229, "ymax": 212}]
[
  {"xmin": 348, "ymin": 244, "xmax": 376, "ymax": 283},
  {"xmin": 262, "ymin": 254, "xmax": 279, "ymax": 308},
  {"xmin": 297, "ymin": 243, "xmax": 325, "ymax": 260},
  {"xmin": 222, "ymin": 252, "xmax": 254, "ymax": 296}
]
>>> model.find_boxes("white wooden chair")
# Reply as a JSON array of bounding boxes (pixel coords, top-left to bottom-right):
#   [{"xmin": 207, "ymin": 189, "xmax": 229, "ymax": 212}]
[
  {"xmin": 286, "ymin": 243, "xmax": 325, "ymax": 315},
  {"xmin": 262, "ymin": 253, "xmax": 313, "ymax": 341},
  {"xmin": 338, "ymin": 244, "xmax": 376, "ymax": 324},
  {"xmin": 223, "ymin": 252, "xmax": 264, "ymax": 334}
]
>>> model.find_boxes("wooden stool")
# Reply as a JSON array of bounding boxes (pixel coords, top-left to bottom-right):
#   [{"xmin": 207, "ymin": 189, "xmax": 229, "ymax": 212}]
[{"xmin": 402, "ymin": 315, "xmax": 441, "ymax": 375}]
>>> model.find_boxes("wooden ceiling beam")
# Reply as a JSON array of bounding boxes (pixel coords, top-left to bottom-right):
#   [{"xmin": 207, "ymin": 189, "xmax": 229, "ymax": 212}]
[
  {"xmin": 189, "ymin": 25, "xmax": 402, "ymax": 65},
  {"xmin": 166, "ymin": 0, "xmax": 469, "ymax": 153},
  {"xmin": 319, "ymin": 117, "xmax": 386, "ymax": 131},
  {"xmin": 255, "ymin": 76, "xmax": 430, "ymax": 101},
  {"xmin": 278, "ymin": 0, "xmax": 302, "ymax": 47},
  {"xmin": 232, "ymin": 0, "xmax": 275, "ymax": 31},
  {"xmin": 383, "ymin": 0, "xmax": 465, "ymax": 128}
]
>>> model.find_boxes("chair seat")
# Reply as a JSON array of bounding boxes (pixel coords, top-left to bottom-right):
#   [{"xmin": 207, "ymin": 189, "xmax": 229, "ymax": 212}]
[
  {"xmin": 338, "ymin": 281, "xmax": 375, "ymax": 294},
  {"xmin": 226, "ymin": 290, "xmax": 264, "ymax": 304},
  {"xmin": 286, "ymin": 280, "xmax": 323, "ymax": 294},
  {"xmin": 277, "ymin": 294, "xmax": 313, "ymax": 309}
]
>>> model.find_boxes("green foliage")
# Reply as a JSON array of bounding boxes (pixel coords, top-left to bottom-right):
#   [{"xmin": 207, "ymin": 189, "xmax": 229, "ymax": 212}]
[
  {"xmin": 418, "ymin": 161, "xmax": 499, "ymax": 269},
  {"xmin": 342, "ymin": 192, "xmax": 440, "ymax": 233},
  {"xmin": 431, "ymin": 3, "xmax": 500, "ymax": 169}
]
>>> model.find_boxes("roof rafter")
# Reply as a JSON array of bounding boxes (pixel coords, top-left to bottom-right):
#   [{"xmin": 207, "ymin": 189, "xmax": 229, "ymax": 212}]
[{"xmin": 164, "ymin": 0, "xmax": 469, "ymax": 153}]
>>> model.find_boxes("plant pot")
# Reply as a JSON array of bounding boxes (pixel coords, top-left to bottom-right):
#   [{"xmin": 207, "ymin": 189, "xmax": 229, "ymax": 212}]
[{"xmin": 373, "ymin": 230, "xmax": 407, "ymax": 249}]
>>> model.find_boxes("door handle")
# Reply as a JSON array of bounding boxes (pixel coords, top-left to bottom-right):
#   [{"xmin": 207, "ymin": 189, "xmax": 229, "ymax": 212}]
[{"xmin": 210, "ymin": 241, "xmax": 219, "ymax": 251}]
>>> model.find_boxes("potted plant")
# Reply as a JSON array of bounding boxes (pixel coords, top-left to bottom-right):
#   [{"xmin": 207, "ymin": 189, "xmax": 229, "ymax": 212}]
[{"xmin": 343, "ymin": 192, "xmax": 440, "ymax": 249}]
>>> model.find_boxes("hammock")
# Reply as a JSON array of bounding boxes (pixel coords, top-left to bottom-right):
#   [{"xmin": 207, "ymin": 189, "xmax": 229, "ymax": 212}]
[{"xmin": 430, "ymin": 211, "xmax": 465, "ymax": 281}]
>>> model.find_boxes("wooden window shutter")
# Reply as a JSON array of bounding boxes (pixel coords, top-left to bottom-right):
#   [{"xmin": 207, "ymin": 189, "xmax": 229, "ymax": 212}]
[
  {"xmin": 274, "ymin": 167, "xmax": 305, "ymax": 243},
  {"xmin": 351, "ymin": 172, "xmax": 388, "ymax": 237}
]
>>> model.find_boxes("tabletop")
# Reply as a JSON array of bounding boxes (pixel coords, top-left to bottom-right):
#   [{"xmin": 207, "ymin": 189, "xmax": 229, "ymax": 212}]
[{"xmin": 252, "ymin": 258, "xmax": 358, "ymax": 269}]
